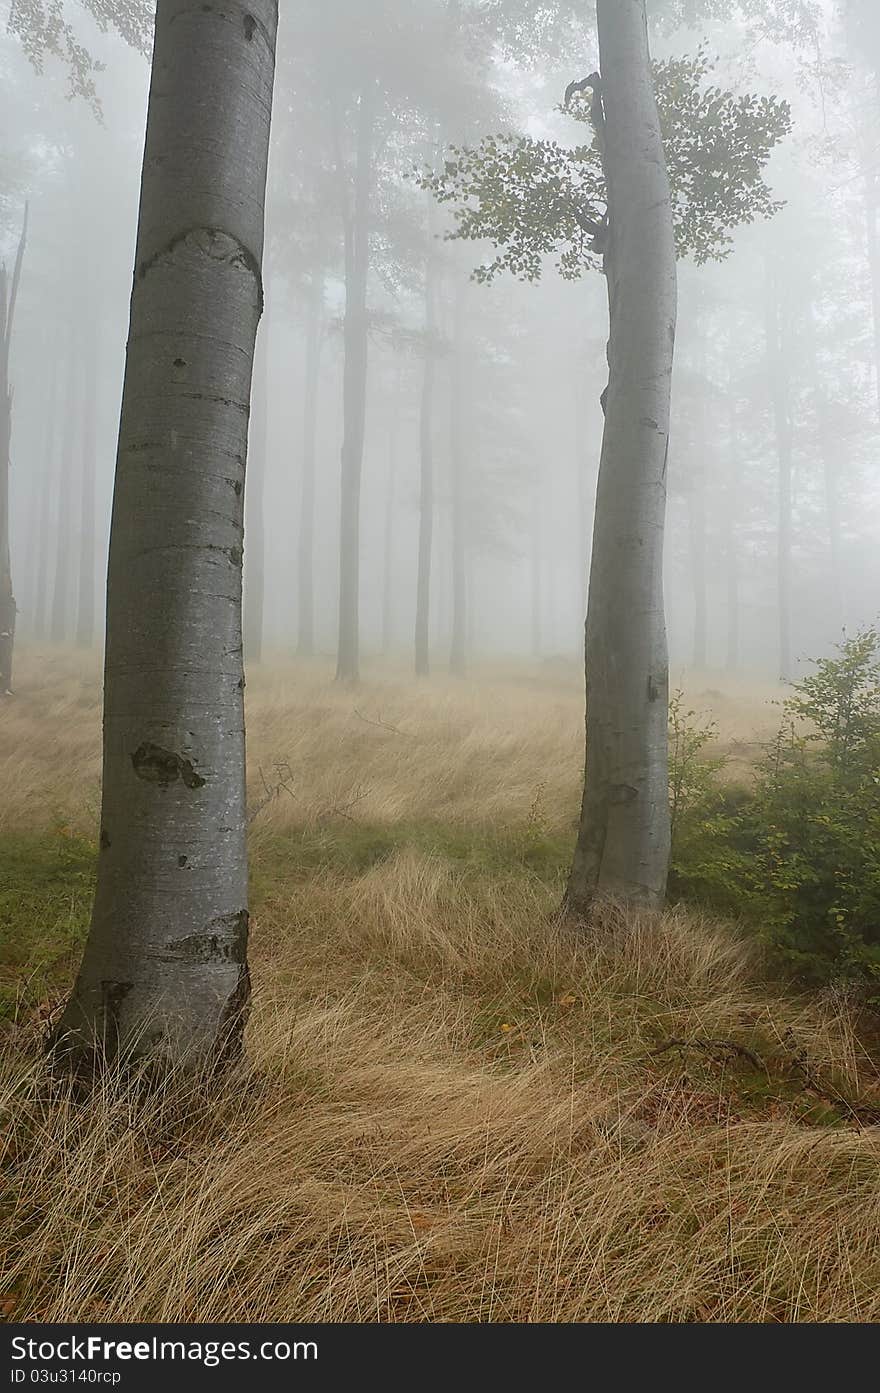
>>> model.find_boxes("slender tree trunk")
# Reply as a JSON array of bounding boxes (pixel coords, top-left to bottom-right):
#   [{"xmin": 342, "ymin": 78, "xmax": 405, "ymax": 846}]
[
  {"xmin": 688, "ymin": 468, "xmax": 708, "ymax": 670},
  {"xmin": 32, "ymin": 362, "xmax": 57, "ymax": 644},
  {"xmin": 566, "ymin": 0, "xmax": 676, "ymax": 916},
  {"xmin": 0, "ymin": 208, "xmax": 27, "ymax": 695},
  {"xmin": 531, "ymin": 485, "xmax": 543, "ymax": 660},
  {"xmin": 76, "ymin": 312, "xmax": 98, "ymax": 649},
  {"xmin": 336, "ymin": 86, "xmax": 374, "ymax": 685},
  {"xmin": 381, "ymin": 368, "xmax": 401, "ymax": 657},
  {"xmin": 297, "ymin": 279, "xmax": 323, "ymax": 657},
  {"xmin": 415, "ymin": 253, "xmax": 438, "ymax": 677},
  {"xmin": 244, "ymin": 308, "xmax": 269, "ymax": 665},
  {"xmin": 765, "ymin": 256, "xmax": 794, "ymax": 682},
  {"xmin": 51, "ymin": 0, "xmax": 278, "ymax": 1074},
  {"xmin": 449, "ymin": 281, "xmax": 467, "ymax": 677},
  {"xmin": 724, "ymin": 391, "xmax": 741, "ymax": 673},
  {"xmin": 805, "ymin": 304, "xmax": 846, "ymax": 633},
  {"xmin": 50, "ymin": 342, "xmax": 77, "ymax": 646},
  {"xmin": 864, "ymin": 111, "xmax": 880, "ymax": 419}
]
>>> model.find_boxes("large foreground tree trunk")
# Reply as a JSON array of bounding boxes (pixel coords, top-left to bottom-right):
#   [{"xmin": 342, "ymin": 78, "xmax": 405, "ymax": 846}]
[
  {"xmin": 335, "ymin": 87, "xmax": 374, "ymax": 685},
  {"xmin": 244, "ymin": 308, "xmax": 269, "ymax": 665},
  {"xmin": 565, "ymin": 0, "xmax": 676, "ymax": 917},
  {"xmin": 51, "ymin": 0, "xmax": 278, "ymax": 1074},
  {"xmin": 0, "ymin": 208, "xmax": 27, "ymax": 695}
]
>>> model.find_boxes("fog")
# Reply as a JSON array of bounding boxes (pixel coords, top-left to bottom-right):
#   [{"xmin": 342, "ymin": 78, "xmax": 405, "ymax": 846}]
[{"xmin": 3, "ymin": 0, "xmax": 879, "ymax": 682}]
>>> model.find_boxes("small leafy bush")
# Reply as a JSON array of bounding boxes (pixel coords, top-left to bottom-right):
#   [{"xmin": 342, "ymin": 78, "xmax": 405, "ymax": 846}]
[{"xmin": 668, "ymin": 632, "xmax": 880, "ymax": 998}]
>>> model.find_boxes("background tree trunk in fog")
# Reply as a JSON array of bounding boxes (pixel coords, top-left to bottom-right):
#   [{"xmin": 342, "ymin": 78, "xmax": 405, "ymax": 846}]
[
  {"xmin": 244, "ymin": 308, "xmax": 269, "ymax": 665},
  {"xmin": 806, "ymin": 306, "xmax": 847, "ymax": 633},
  {"xmin": 297, "ymin": 279, "xmax": 322, "ymax": 657},
  {"xmin": 449, "ymin": 281, "xmax": 467, "ymax": 677},
  {"xmin": 76, "ymin": 312, "xmax": 98, "ymax": 649},
  {"xmin": 765, "ymin": 255, "xmax": 794, "ymax": 682},
  {"xmin": 50, "ymin": 342, "xmax": 77, "ymax": 646},
  {"xmin": 724, "ymin": 392, "xmax": 741, "ymax": 672},
  {"xmin": 566, "ymin": 0, "xmax": 676, "ymax": 917},
  {"xmin": 336, "ymin": 86, "xmax": 374, "ymax": 685},
  {"xmin": 32, "ymin": 362, "xmax": 57, "ymax": 644},
  {"xmin": 381, "ymin": 370, "xmax": 401, "ymax": 657},
  {"xmin": 531, "ymin": 484, "xmax": 543, "ymax": 660},
  {"xmin": 415, "ymin": 252, "xmax": 438, "ymax": 677},
  {"xmin": 0, "ymin": 207, "xmax": 27, "ymax": 696},
  {"xmin": 864, "ymin": 112, "xmax": 880, "ymax": 418},
  {"xmin": 52, "ymin": 0, "xmax": 278, "ymax": 1073}
]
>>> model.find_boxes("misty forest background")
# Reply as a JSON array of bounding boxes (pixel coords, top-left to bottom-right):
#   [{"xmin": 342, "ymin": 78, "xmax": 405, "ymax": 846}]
[
  {"xmin": 2, "ymin": 0, "xmax": 880, "ymax": 1326},
  {"xmin": 3, "ymin": 1, "xmax": 880, "ymax": 679}
]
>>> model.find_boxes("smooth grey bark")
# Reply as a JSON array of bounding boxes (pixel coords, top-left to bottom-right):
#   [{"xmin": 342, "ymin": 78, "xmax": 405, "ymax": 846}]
[
  {"xmin": 724, "ymin": 390, "xmax": 741, "ymax": 673},
  {"xmin": 335, "ymin": 86, "xmax": 375, "ymax": 685},
  {"xmin": 50, "ymin": 342, "xmax": 77, "ymax": 646},
  {"xmin": 244, "ymin": 308, "xmax": 269, "ymax": 665},
  {"xmin": 765, "ymin": 254, "xmax": 794, "ymax": 683},
  {"xmin": 297, "ymin": 278, "xmax": 323, "ymax": 657},
  {"xmin": 76, "ymin": 312, "xmax": 98, "ymax": 649},
  {"xmin": 805, "ymin": 306, "xmax": 847, "ymax": 632},
  {"xmin": 0, "ymin": 207, "xmax": 27, "ymax": 695},
  {"xmin": 32, "ymin": 360, "xmax": 58, "ymax": 644},
  {"xmin": 565, "ymin": 0, "xmax": 676, "ymax": 917},
  {"xmin": 531, "ymin": 484, "xmax": 543, "ymax": 660},
  {"xmin": 415, "ymin": 252, "xmax": 438, "ymax": 677},
  {"xmin": 449, "ymin": 281, "xmax": 467, "ymax": 677},
  {"xmin": 381, "ymin": 369, "xmax": 401, "ymax": 656},
  {"xmin": 52, "ymin": 0, "xmax": 278, "ymax": 1073}
]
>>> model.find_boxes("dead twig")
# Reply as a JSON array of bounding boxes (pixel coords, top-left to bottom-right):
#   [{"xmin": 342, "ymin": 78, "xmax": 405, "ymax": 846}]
[
  {"xmin": 247, "ymin": 761, "xmax": 296, "ymax": 826},
  {"xmin": 353, "ymin": 708, "xmax": 414, "ymax": 738},
  {"xmin": 652, "ymin": 1037, "xmax": 766, "ymax": 1073},
  {"xmin": 318, "ymin": 786, "xmax": 369, "ymax": 823}
]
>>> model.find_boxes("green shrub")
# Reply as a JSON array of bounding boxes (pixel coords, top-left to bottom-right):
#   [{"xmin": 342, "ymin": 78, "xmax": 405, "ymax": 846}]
[{"xmin": 669, "ymin": 632, "xmax": 880, "ymax": 998}]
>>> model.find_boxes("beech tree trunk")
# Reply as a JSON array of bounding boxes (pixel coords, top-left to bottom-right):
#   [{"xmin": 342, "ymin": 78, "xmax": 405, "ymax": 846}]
[
  {"xmin": 76, "ymin": 312, "xmax": 98, "ymax": 649},
  {"xmin": 50, "ymin": 343, "xmax": 77, "ymax": 646},
  {"xmin": 297, "ymin": 279, "xmax": 323, "ymax": 657},
  {"xmin": 415, "ymin": 253, "xmax": 438, "ymax": 676},
  {"xmin": 724, "ymin": 391, "xmax": 741, "ymax": 673},
  {"xmin": 449, "ymin": 281, "xmax": 467, "ymax": 677},
  {"xmin": 244, "ymin": 308, "xmax": 269, "ymax": 665},
  {"xmin": 51, "ymin": 0, "xmax": 278, "ymax": 1073},
  {"xmin": 32, "ymin": 363, "xmax": 57, "ymax": 644},
  {"xmin": 381, "ymin": 371, "xmax": 401, "ymax": 657},
  {"xmin": 765, "ymin": 255, "xmax": 794, "ymax": 683},
  {"xmin": 336, "ymin": 86, "xmax": 374, "ymax": 685},
  {"xmin": 565, "ymin": 0, "xmax": 676, "ymax": 917},
  {"xmin": 1, "ymin": 208, "xmax": 27, "ymax": 695}
]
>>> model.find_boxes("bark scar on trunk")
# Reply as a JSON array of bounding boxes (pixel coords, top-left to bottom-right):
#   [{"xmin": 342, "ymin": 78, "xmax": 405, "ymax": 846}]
[
  {"xmin": 131, "ymin": 742, "xmax": 206, "ymax": 789},
  {"xmin": 157, "ymin": 910, "xmax": 249, "ymax": 964}
]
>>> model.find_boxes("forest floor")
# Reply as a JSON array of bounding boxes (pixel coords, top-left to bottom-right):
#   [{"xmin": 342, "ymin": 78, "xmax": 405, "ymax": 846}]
[{"xmin": 2, "ymin": 648, "xmax": 879, "ymax": 1322}]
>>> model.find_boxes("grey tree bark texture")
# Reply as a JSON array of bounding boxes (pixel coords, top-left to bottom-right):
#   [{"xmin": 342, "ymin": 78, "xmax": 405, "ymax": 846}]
[
  {"xmin": 415, "ymin": 251, "xmax": 438, "ymax": 677},
  {"xmin": 50, "ymin": 342, "xmax": 76, "ymax": 645},
  {"xmin": 244, "ymin": 307, "xmax": 269, "ymax": 665},
  {"xmin": 0, "ymin": 207, "xmax": 27, "ymax": 696},
  {"xmin": 449, "ymin": 280, "xmax": 468, "ymax": 677},
  {"xmin": 51, "ymin": 0, "xmax": 279, "ymax": 1073},
  {"xmin": 565, "ymin": 0, "xmax": 677, "ymax": 918},
  {"xmin": 335, "ymin": 86, "xmax": 374, "ymax": 686},
  {"xmin": 76, "ymin": 310, "xmax": 98, "ymax": 649},
  {"xmin": 765, "ymin": 254, "xmax": 794, "ymax": 683},
  {"xmin": 297, "ymin": 278, "xmax": 323, "ymax": 657}
]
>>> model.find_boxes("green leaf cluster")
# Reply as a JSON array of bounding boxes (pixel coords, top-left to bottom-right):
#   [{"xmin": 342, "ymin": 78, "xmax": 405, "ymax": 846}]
[{"xmin": 420, "ymin": 50, "xmax": 791, "ymax": 282}]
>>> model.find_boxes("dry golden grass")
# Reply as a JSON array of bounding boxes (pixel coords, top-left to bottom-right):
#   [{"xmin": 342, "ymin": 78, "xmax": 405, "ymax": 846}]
[{"xmin": 2, "ymin": 646, "xmax": 879, "ymax": 1323}]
